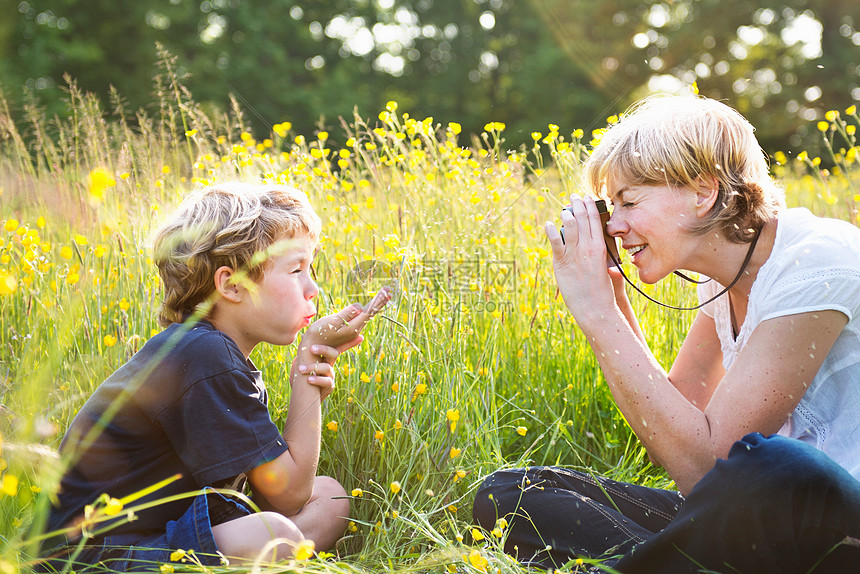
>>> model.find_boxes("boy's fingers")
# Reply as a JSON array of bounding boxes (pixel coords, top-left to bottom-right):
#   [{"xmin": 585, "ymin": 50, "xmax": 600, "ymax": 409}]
[
  {"xmin": 363, "ymin": 286, "xmax": 393, "ymax": 316},
  {"xmin": 299, "ymin": 362, "xmax": 334, "ymax": 377},
  {"xmin": 309, "ymin": 344, "xmax": 339, "ymax": 362},
  {"xmin": 307, "ymin": 375, "xmax": 335, "ymax": 400},
  {"xmin": 335, "ymin": 335, "xmax": 364, "ymax": 354}
]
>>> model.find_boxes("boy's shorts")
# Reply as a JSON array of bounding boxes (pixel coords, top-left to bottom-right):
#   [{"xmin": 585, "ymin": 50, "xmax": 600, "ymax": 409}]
[{"xmin": 39, "ymin": 489, "xmax": 251, "ymax": 572}]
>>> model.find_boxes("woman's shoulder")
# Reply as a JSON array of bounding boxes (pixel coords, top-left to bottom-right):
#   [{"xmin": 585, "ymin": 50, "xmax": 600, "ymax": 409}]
[{"xmin": 771, "ymin": 208, "xmax": 860, "ymax": 273}]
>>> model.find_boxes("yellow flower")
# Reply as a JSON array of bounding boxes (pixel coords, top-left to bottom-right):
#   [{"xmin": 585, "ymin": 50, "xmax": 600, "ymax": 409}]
[
  {"xmin": 3, "ymin": 219, "xmax": 18, "ymax": 232},
  {"xmin": 393, "ymin": 419, "xmax": 403, "ymax": 430},
  {"xmin": 103, "ymin": 335, "xmax": 117, "ymax": 347},
  {"xmin": 471, "ymin": 528, "xmax": 485, "ymax": 541},
  {"xmin": 825, "ymin": 110, "xmax": 838, "ymax": 121},
  {"xmin": 170, "ymin": 549, "xmax": 186, "ymax": 562},
  {"xmin": 386, "ymin": 100, "xmax": 398, "ymax": 112},
  {"xmin": 449, "ymin": 447, "xmax": 461, "ymax": 459},
  {"xmin": 73, "ymin": 234, "xmax": 88, "ymax": 246},
  {"xmin": 412, "ymin": 382, "xmax": 428, "ymax": 400},
  {"xmin": 360, "ymin": 372, "xmax": 371, "ymax": 383},
  {"xmin": 516, "ymin": 426, "xmax": 527, "ymax": 436},
  {"xmin": 446, "ymin": 408, "xmax": 460, "ymax": 432},
  {"xmin": 390, "ymin": 481, "xmax": 401, "ymax": 494},
  {"xmin": 817, "ymin": 121, "xmax": 829, "ymax": 132},
  {"xmin": 294, "ymin": 539, "xmax": 315, "ymax": 561},
  {"xmin": 160, "ymin": 564, "xmax": 175, "ymax": 574},
  {"xmin": 87, "ymin": 167, "xmax": 115, "ymax": 200},
  {"xmin": 184, "ymin": 129, "xmax": 197, "ymax": 137},
  {"xmin": 448, "ymin": 122, "xmax": 461, "ymax": 135},
  {"xmin": 847, "ymin": 105, "xmax": 857, "ymax": 115},
  {"xmin": 0, "ymin": 270, "xmax": 17, "ymax": 296},
  {"xmin": 374, "ymin": 430, "xmax": 385, "ymax": 441},
  {"xmin": 1, "ymin": 474, "xmax": 18, "ymax": 496},
  {"xmin": 454, "ymin": 469, "xmax": 467, "ymax": 482},
  {"xmin": 103, "ymin": 497, "xmax": 123, "ymax": 515},
  {"xmin": 351, "ymin": 488, "xmax": 363, "ymax": 497},
  {"xmin": 468, "ymin": 549, "xmax": 488, "ymax": 572},
  {"xmin": 348, "ymin": 521, "xmax": 358, "ymax": 532},
  {"xmin": 326, "ymin": 420, "xmax": 339, "ymax": 432}
]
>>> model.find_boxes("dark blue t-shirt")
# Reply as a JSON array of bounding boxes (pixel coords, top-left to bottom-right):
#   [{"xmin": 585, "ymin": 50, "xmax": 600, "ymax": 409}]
[{"xmin": 46, "ymin": 320, "xmax": 288, "ymax": 540}]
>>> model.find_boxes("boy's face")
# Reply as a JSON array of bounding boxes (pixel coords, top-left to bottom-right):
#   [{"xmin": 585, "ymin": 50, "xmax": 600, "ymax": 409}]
[{"xmin": 236, "ymin": 234, "xmax": 319, "ymax": 350}]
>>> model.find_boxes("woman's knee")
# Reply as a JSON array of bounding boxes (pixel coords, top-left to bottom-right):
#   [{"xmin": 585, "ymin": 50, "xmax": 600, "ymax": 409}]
[{"xmin": 473, "ymin": 468, "xmax": 532, "ymax": 528}]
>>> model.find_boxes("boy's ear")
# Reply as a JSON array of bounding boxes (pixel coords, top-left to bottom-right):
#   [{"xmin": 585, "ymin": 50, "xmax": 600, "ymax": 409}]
[
  {"xmin": 692, "ymin": 175, "xmax": 719, "ymax": 217},
  {"xmin": 213, "ymin": 266, "xmax": 243, "ymax": 303}
]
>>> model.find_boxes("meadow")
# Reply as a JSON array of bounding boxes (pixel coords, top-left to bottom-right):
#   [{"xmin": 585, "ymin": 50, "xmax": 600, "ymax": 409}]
[{"xmin": 1, "ymin": 66, "xmax": 858, "ymax": 574}]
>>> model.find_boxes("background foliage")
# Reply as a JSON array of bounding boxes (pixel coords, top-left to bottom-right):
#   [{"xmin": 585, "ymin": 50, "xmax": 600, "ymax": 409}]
[{"xmin": 1, "ymin": 0, "xmax": 858, "ymax": 154}]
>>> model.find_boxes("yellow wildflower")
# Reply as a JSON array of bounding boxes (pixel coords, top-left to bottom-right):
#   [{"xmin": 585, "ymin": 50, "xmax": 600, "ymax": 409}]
[
  {"xmin": 351, "ymin": 488, "xmax": 363, "ymax": 497},
  {"xmin": 103, "ymin": 497, "xmax": 123, "ymax": 515},
  {"xmin": 294, "ymin": 539, "xmax": 315, "ymax": 561},
  {"xmin": 468, "ymin": 549, "xmax": 488, "ymax": 572},
  {"xmin": 87, "ymin": 167, "xmax": 115, "ymax": 200},
  {"xmin": 0, "ymin": 271, "xmax": 17, "ymax": 296},
  {"xmin": 449, "ymin": 447, "xmax": 461, "ymax": 459},
  {"xmin": 516, "ymin": 426, "xmax": 527, "ymax": 436},
  {"xmin": 1, "ymin": 474, "xmax": 18, "ymax": 496},
  {"xmin": 326, "ymin": 420, "xmax": 338, "ymax": 432},
  {"xmin": 390, "ymin": 481, "xmax": 401, "ymax": 494}
]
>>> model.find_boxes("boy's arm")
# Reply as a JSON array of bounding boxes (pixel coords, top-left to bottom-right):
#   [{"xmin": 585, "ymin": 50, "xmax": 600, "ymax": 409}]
[{"xmin": 247, "ymin": 290, "xmax": 391, "ymax": 516}]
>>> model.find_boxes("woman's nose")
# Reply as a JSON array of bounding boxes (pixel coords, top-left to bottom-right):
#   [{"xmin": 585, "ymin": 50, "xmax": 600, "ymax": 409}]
[{"xmin": 606, "ymin": 211, "xmax": 628, "ymax": 238}]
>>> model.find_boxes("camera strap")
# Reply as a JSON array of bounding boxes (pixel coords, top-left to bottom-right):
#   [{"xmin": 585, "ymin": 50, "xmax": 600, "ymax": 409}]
[{"xmin": 608, "ymin": 226, "xmax": 762, "ymax": 311}]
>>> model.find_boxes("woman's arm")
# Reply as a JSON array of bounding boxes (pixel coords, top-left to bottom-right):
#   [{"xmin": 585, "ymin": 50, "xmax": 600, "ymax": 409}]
[{"xmin": 667, "ymin": 311, "xmax": 725, "ymax": 410}]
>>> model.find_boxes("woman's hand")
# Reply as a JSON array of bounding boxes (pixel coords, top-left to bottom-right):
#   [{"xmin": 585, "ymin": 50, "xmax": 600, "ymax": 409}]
[{"xmin": 544, "ymin": 195, "xmax": 617, "ymax": 321}]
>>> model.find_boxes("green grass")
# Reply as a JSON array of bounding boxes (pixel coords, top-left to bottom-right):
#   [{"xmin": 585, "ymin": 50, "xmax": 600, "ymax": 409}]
[{"xmin": 0, "ymin": 72, "xmax": 858, "ymax": 574}]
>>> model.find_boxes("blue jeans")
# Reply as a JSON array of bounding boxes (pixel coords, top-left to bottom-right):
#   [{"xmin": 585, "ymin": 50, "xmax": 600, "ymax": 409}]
[
  {"xmin": 473, "ymin": 434, "xmax": 860, "ymax": 573},
  {"xmin": 39, "ymin": 489, "xmax": 250, "ymax": 572}
]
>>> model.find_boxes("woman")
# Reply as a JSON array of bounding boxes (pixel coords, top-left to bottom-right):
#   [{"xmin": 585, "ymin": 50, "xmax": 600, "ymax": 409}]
[{"xmin": 473, "ymin": 95, "xmax": 860, "ymax": 573}]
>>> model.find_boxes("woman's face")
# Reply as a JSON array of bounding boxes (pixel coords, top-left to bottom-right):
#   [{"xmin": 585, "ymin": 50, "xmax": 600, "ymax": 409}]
[{"xmin": 605, "ymin": 181, "xmax": 700, "ymax": 284}]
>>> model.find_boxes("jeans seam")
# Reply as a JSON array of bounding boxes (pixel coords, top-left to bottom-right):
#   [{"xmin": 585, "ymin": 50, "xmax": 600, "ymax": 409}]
[
  {"xmin": 552, "ymin": 468, "xmax": 679, "ymax": 523},
  {"xmin": 573, "ymin": 490, "xmax": 649, "ymax": 545}
]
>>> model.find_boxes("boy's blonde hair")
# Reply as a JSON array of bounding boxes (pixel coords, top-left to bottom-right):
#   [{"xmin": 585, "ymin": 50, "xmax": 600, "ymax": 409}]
[
  {"xmin": 584, "ymin": 95, "xmax": 785, "ymax": 243},
  {"xmin": 152, "ymin": 182, "xmax": 322, "ymax": 327}
]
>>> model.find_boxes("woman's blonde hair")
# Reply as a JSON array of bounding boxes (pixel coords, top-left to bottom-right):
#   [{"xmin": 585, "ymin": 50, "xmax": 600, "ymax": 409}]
[
  {"xmin": 584, "ymin": 95, "xmax": 785, "ymax": 243},
  {"xmin": 152, "ymin": 182, "xmax": 322, "ymax": 327}
]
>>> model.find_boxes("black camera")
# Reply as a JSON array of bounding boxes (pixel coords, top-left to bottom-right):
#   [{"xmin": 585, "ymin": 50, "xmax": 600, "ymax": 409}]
[{"xmin": 560, "ymin": 199, "xmax": 620, "ymax": 263}]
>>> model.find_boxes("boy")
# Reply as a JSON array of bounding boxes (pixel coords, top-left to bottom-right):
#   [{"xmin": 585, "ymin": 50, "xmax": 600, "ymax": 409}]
[{"xmin": 41, "ymin": 182, "xmax": 390, "ymax": 570}]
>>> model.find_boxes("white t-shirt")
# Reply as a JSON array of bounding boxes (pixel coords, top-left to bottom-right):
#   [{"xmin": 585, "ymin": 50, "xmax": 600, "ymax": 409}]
[{"xmin": 698, "ymin": 208, "xmax": 860, "ymax": 480}]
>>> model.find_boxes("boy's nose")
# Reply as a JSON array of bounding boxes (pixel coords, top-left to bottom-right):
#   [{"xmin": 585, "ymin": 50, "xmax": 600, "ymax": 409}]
[{"xmin": 306, "ymin": 279, "xmax": 319, "ymax": 300}]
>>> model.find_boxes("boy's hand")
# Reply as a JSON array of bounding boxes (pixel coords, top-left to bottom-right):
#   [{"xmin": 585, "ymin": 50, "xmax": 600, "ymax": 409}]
[
  {"xmin": 302, "ymin": 286, "xmax": 392, "ymax": 352},
  {"xmin": 295, "ymin": 287, "xmax": 392, "ymax": 399},
  {"xmin": 297, "ymin": 344, "xmax": 339, "ymax": 400}
]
